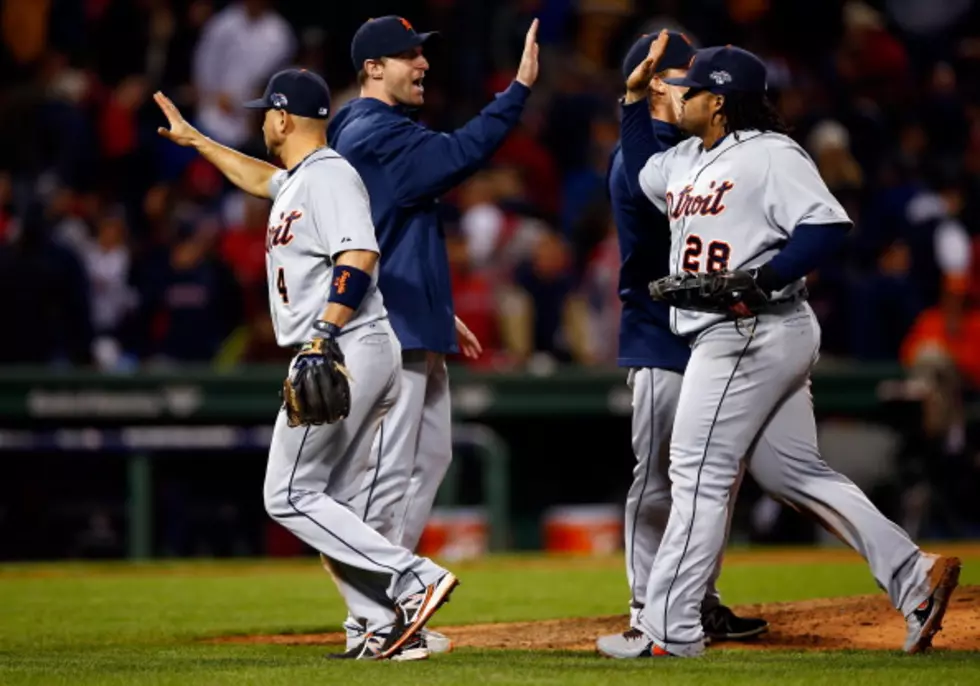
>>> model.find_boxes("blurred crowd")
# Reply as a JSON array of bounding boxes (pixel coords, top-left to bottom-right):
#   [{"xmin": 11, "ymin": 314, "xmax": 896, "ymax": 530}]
[{"xmin": 2, "ymin": 0, "xmax": 980, "ymax": 379}]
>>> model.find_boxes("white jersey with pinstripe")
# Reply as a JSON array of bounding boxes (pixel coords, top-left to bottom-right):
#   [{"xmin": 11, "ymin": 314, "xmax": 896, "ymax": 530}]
[
  {"xmin": 637, "ymin": 130, "xmax": 848, "ymax": 337},
  {"xmin": 266, "ymin": 147, "xmax": 386, "ymax": 347},
  {"xmin": 261, "ymin": 148, "xmax": 451, "ymax": 638},
  {"xmin": 630, "ymin": 128, "xmax": 938, "ymax": 657}
]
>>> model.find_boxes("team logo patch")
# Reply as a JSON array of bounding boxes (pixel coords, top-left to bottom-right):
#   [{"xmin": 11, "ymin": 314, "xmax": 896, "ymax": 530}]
[
  {"xmin": 710, "ymin": 70, "xmax": 732, "ymax": 85},
  {"xmin": 318, "ymin": 107, "xmax": 328, "ymax": 116},
  {"xmin": 270, "ymin": 92, "xmax": 288, "ymax": 108}
]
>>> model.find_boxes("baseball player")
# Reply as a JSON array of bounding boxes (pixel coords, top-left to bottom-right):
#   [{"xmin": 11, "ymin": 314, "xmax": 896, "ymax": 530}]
[
  {"xmin": 153, "ymin": 69, "xmax": 458, "ymax": 661},
  {"xmin": 598, "ymin": 31, "xmax": 767, "ymax": 650},
  {"xmin": 599, "ymin": 32, "xmax": 960, "ymax": 658},
  {"xmin": 327, "ymin": 16, "xmax": 539, "ymax": 652}
]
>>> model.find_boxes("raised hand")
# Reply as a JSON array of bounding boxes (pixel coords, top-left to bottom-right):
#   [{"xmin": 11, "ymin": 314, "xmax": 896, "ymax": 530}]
[
  {"xmin": 625, "ymin": 29, "xmax": 669, "ymax": 104},
  {"xmin": 516, "ymin": 18, "xmax": 540, "ymax": 88},
  {"xmin": 154, "ymin": 91, "xmax": 202, "ymax": 147}
]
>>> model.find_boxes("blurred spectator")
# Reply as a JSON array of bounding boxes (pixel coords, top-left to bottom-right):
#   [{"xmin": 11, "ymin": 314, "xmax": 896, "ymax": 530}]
[
  {"xmin": 901, "ymin": 171, "xmax": 980, "ymax": 389},
  {"xmin": 1, "ymin": 0, "xmax": 51, "ymax": 74},
  {"xmin": 132, "ymin": 222, "xmax": 243, "ymax": 364},
  {"xmin": 447, "ymin": 228, "xmax": 505, "ymax": 369},
  {"xmin": 574, "ymin": 0, "xmax": 634, "ymax": 71},
  {"xmin": 91, "ymin": 0, "xmax": 177, "ymax": 89},
  {"xmin": 0, "ymin": 205, "xmax": 92, "ymax": 366},
  {"xmin": 84, "ymin": 206, "xmax": 138, "ymax": 370},
  {"xmin": 850, "ymin": 236, "xmax": 924, "ymax": 361},
  {"xmin": 513, "ymin": 229, "xmax": 582, "ymax": 365},
  {"xmin": 192, "ymin": 0, "xmax": 295, "ymax": 147},
  {"xmin": 562, "ymin": 109, "xmax": 619, "ymax": 239},
  {"xmin": 220, "ymin": 191, "xmax": 269, "ymax": 313},
  {"xmin": 577, "ymin": 215, "xmax": 621, "ymax": 366},
  {"xmin": 0, "ymin": 0, "xmax": 977, "ymax": 378},
  {"xmin": 806, "ymin": 119, "xmax": 864, "ymax": 218},
  {"xmin": 491, "ymin": 127, "xmax": 562, "ymax": 220}
]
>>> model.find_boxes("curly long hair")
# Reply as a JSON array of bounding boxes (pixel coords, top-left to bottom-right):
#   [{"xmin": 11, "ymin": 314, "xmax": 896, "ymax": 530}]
[{"xmin": 719, "ymin": 92, "xmax": 790, "ymax": 136}]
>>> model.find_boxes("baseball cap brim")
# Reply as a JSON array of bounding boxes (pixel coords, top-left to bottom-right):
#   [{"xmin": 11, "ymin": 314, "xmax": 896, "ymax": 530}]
[
  {"xmin": 383, "ymin": 30, "xmax": 438, "ymax": 57},
  {"xmin": 242, "ymin": 97, "xmax": 271, "ymax": 109},
  {"xmin": 662, "ymin": 75, "xmax": 706, "ymax": 89}
]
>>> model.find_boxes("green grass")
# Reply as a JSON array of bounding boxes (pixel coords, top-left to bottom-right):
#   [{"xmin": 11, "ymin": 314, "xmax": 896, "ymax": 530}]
[{"xmin": 1, "ymin": 550, "xmax": 979, "ymax": 685}]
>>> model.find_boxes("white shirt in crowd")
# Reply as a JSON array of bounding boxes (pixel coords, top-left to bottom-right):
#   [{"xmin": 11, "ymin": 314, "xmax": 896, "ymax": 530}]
[{"xmin": 192, "ymin": 2, "xmax": 296, "ymax": 147}]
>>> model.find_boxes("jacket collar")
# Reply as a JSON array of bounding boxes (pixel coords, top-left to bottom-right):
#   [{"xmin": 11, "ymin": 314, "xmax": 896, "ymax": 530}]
[{"xmin": 350, "ymin": 96, "xmax": 420, "ymax": 120}]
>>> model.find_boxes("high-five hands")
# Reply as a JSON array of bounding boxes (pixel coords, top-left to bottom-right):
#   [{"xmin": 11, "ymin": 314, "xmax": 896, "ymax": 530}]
[
  {"xmin": 153, "ymin": 91, "xmax": 202, "ymax": 147},
  {"xmin": 516, "ymin": 19, "xmax": 540, "ymax": 88},
  {"xmin": 625, "ymin": 29, "xmax": 669, "ymax": 104}
]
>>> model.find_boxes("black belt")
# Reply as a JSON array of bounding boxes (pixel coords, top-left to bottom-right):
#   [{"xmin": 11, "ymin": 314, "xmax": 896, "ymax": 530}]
[{"xmin": 763, "ymin": 287, "xmax": 808, "ymax": 310}]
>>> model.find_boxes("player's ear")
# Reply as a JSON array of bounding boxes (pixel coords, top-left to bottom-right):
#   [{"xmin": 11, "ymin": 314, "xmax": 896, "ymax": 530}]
[
  {"xmin": 712, "ymin": 94, "xmax": 726, "ymax": 117},
  {"xmin": 276, "ymin": 109, "xmax": 290, "ymax": 135},
  {"xmin": 365, "ymin": 58, "xmax": 385, "ymax": 81},
  {"xmin": 709, "ymin": 94, "xmax": 726, "ymax": 126}
]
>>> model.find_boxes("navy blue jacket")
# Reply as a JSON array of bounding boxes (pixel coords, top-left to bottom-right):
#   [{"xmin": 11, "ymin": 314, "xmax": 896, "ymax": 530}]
[
  {"xmin": 608, "ymin": 123, "xmax": 691, "ymax": 372},
  {"xmin": 327, "ymin": 82, "xmax": 531, "ymax": 353}
]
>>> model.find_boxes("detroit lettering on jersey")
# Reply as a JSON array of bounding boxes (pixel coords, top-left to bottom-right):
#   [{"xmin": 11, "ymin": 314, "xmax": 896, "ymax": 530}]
[
  {"xmin": 267, "ymin": 210, "xmax": 302, "ymax": 250},
  {"xmin": 666, "ymin": 180, "xmax": 734, "ymax": 220},
  {"xmin": 264, "ymin": 147, "xmax": 386, "ymax": 348},
  {"xmin": 638, "ymin": 131, "xmax": 850, "ymax": 337}
]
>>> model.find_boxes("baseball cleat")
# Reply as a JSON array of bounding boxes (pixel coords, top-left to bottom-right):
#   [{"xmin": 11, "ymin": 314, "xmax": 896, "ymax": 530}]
[
  {"xmin": 904, "ymin": 555, "xmax": 961, "ymax": 654},
  {"xmin": 702, "ymin": 604, "xmax": 769, "ymax": 641},
  {"xmin": 330, "ymin": 632, "xmax": 430, "ymax": 661},
  {"xmin": 596, "ymin": 628, "xmax": 674, "ymax": 658},
  {"xmin": 421, "ymin": 628, "xmax": 453, "ymax": 654},
  {"xmin": 380, "ymin": 573, "xmax": 459, "ymax": 659}
]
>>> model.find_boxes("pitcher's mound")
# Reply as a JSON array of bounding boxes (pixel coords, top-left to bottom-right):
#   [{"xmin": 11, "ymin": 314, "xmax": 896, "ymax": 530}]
[{"xmin": 215, "ymin": 585, "xmax": 980, "ymax": 652}]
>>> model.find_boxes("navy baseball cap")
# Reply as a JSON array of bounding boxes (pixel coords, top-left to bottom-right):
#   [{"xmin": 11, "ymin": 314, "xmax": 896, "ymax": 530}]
[
  {"xmin": 243, "ymin": 69, "xmax": 332, "ymax": 119},
  {"xmin": 622, "ymin": 31, "xmax": 696, "ymax": 80},
  {"xmin": 663, "ymin": 46, "xmax": 767, "ymax": 95},
  {"xmin": 351, "ymin": 16, "xmax": 438, "ymax": 71}
]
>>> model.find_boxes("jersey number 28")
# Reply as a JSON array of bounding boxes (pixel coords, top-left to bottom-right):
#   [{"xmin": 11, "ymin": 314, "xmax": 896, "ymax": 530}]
[{"xmin": 682, "ymin": 235, "xmax": 731, "ymax": 274}]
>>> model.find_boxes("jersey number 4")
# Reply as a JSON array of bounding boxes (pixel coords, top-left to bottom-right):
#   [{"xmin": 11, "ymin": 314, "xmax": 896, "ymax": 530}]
[
  {"xmin": 276, "ymin": 267, "xmax": 289, "ymax": 304},
  {"xmin": 682, "ymin": 235, "xmax": 731, "ymax": 273}
]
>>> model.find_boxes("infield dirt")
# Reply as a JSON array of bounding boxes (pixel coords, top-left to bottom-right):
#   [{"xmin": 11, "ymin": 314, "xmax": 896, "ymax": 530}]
[{"xmin": 214, "ymin": 585, "xmax": 980, "ymax": 652}]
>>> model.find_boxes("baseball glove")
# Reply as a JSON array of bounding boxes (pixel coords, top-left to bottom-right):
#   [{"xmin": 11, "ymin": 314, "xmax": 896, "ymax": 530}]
[
  {"xmin": 282, "ymin": 338, "xmax": 352, "ymax": 427},
  {"xmin": 649, "ymin": 270, "xmax": 770, "ymax": 317}
]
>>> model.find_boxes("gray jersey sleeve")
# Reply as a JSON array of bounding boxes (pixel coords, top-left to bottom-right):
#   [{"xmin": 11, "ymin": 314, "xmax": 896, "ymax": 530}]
[
  {"xmin": 268, "ymin": 170, "xmax": 288, "ymax": 199},
  {"xmin": 638, "ymin": 147, "xmax": 680, "ymax": 214},
  {"xmin": 306, "ymin": 160, "xmax": 380, "ymax": 259},
  {"xmin": 764, "ymin": 139, "xmax": 850, "ymax": 234}
]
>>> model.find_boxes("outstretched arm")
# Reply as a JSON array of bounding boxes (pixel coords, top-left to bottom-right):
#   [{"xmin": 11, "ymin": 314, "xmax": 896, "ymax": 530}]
[
  {"xmin": 620, "ymin": 30, "xmax": 682, "ymax": 202},
  {"xmin": 154, "ymin": 91, "xmax": 279, "ymax": 199},
  {"xmin": 382, "ymin": 20, "xmax": 539, "ymax": 205}
]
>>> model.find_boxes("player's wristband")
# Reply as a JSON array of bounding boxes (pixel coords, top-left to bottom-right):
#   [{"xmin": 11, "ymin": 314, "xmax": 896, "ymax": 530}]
[
  {"xmin": 312, "ymin": 320, "xmax": 342, "ymax": 338},
  {"xmin": 327, "ymin": 264, "xmax": 371, "ymax": 311}
]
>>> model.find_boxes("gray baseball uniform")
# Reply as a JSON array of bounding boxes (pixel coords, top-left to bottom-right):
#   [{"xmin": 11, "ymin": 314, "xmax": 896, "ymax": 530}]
[
  {"xmin": 352, "ymin": 351, "xmax": 451, "ymax": 551},
  {"xmin": 261, "ymin": 149, "xmax": 447, "ymax": 634},
  {"xmin": 634, "ymin": 131, "xmax": 938, "ymax": 656},
  {"xmin": 624, "ymin": 367, "xmax": 735, "ymax": 627}
]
